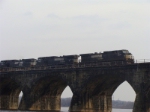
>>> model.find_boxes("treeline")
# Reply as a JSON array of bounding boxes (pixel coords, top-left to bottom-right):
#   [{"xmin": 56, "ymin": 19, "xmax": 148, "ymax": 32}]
[
  {"xmin": 61, "ymin": 98, "xmax": 72, "ymax": 107},
  {"xmin": 61, "ymin": 98, "xmax": 134, "ymax": 109},
  {"xmin": 112, "ymin": 100, "xmax": 134, "ymax": 109}
]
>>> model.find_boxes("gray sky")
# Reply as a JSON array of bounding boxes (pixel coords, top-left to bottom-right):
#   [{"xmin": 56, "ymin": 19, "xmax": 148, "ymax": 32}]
[{"xmin": 1, "ymin": 0, "xmax": 150, "ymax": 101}]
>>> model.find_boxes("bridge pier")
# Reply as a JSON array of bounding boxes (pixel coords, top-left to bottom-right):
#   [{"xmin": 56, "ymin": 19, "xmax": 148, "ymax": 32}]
[
  {"xmin": 146, "ymin": 101, "xmax": 150, "ymax": 112},
  {"xmin": 28, "ymin": 95, "xmax": 61, "ymax": 110},
  {"xmin": 146, "ymin": 91, "xmax": 150, "ymax": 112},
  {"xmin": 133, "ymin": 93, "xmax": 146, "ymax": 112},
  {"xmin": 106, "ymin": 95, "xmax": 112, "ymax": 112},
  {"xmin": 92, "ymin": 95, "xmax": 112, "ymax": 112},
  {"xmin": 0, "ymin": 95, "xmax": 9, "ymax": 109},
  {"xmin": 19, "ymin": 94, "xmax": 61, "ymax": 111},
  {"xmin": 133, "ymin": 92, "xmax": 150, "ymax": 112},
  {"xmin": 0, "ymin": 95, "xmax": 19, "ymax": 110},
  {"xmin": 69, "ymin": 94, "xmax": 85, "ymax": 111},
  {"xmin": 69, "ymin": 93, "xmax": 112, "ymax": 112}
]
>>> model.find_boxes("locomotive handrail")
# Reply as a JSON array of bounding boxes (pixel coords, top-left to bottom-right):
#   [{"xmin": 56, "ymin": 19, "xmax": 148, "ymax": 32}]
[{"xmin": 135, "ymin": 59, "xmax": 150, "ymax": 63}]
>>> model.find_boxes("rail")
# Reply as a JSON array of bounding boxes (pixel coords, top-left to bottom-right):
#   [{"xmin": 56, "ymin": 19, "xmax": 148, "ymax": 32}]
[{"xmin": 0, "ymin": 59, "xmax": 150, "ymax": 72}]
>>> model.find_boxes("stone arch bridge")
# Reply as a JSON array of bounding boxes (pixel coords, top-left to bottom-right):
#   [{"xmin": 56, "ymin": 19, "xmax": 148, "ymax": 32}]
[{"xmin": 0, "ymin": 63, "xmax": 150, "ymax": 112}]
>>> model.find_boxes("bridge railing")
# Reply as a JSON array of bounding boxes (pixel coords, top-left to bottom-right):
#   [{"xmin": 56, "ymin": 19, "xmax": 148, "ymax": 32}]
[
  {"xmin": 135, "ymin": 59, "xmax": 150, "ymax": 63},
  {"xmin": 0, "ymin": 59, "xmax": 150, "ymax": 72}
]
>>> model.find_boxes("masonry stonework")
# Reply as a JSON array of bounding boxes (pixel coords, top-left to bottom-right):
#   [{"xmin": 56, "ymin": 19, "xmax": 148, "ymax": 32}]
[{"xmin": 0, "ymin": 63, "xmax": 150, "ymax": 112}]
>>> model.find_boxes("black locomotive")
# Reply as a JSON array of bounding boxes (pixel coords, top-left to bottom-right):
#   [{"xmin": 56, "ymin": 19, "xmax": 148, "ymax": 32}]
[
  {"xmin": 0, "ymin": 49, "xmax": 134, "ymax": 68},
  {"xmin": 37, "ymin": 55, "xmax": 79, "ymax": 66},
  {"xmin": 80, "ymin": 52, "xmax": 102, "ymax": 63},
  {"xmin": 0, "ymin": 59, "xmax": 36, "ymax": 67},
  {"xmin": 80, "ymin": 50, "xmax": 134, "ymax": 65},
  {"xmin": 0, "ymin": 60, "xmax": 21, "ymax": 67}
]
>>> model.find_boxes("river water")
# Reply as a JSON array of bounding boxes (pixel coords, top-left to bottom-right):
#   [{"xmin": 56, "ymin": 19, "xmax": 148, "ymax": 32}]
[
  {"xmin": 61, "ymin": 107, "xmax": 132, "ymax": 112},
  {"xmin": 0, "ymin": 107, "xmax": 132, "ymax": 112}
]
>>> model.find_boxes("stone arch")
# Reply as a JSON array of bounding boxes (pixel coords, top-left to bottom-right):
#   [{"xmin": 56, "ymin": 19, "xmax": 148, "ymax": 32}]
[
  {"xmin": 89, "ymin": 75, "xmax": 127, "ymax": 111},
  {"xmin": 111, "ymin": 80, "xmax": 136, "ymax": 109},
  {"xmin": 69, "ymin": 72, "xmax": 126, "ymax": 111},
  {"xmin": 0, "ymin": 77, "xmax": 22, "ymax": 110},
  {"xmin": 68, "ymin": 71, "xmax": 129, "ymax": 111},
  {"xmin": 28, "ymin": 75, "xmax": 69, "ymax": 110},
  {"xmin": 82, "ymin": 69, "xmax": 142, "ymax": 112},
  {"xmin": 112, "ymin": 80, "xmax": 136, "ymax": 98}
]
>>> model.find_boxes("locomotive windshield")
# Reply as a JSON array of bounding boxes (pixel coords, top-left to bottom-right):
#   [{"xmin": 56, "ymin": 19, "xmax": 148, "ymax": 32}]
[
  {"xmin": 125, "ymin": 54, "xmax": 134, "ymax": 59},
  {"xmin": 122, "ymin": 50, "xmax": 129, "ymax": 53}
]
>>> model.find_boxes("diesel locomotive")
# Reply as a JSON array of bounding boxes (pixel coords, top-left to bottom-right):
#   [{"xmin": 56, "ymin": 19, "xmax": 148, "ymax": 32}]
[
  {"xmin": 37, "ymin": 55, "xmax": 79, "ymax": 66},
  {"xmin": 80, "ymin": 50, "xmax": 134, "ymax": 66},
  {"xmin": 0, "ymin": 49, "xmax": 134, "ymax": 68}
]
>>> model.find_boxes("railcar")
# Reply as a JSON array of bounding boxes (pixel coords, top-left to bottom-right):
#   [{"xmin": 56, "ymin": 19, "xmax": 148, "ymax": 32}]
[
  {"xmin": 0, "ymin": 60, "xmax": 21, "ymax": 67},
  {"xmin": 80, "ymin": 52, "xmax": 103, "ymax": 64},
  {"xmin": 63, "ymin": 55, "xmax": 79, "ymax": 64},
  {"xmin": 80, "ymin": 50, "xmax": 134, "ymax": 65},
  {"xmin": 22, "ymin": 58, "xmax": 37, "ymax": 67},
  {"xmin": 37, "ymin": 55, "xmax": 79, "ymax": 66},
  {"xmin": 37, "ymin": 56, "xmax": 65, "ymax": 66}
]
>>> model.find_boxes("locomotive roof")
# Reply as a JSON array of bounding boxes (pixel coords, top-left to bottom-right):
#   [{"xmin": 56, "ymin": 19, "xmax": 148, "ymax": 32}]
[
  {"xmin": 63, "ymin": 55, "xmax": 79, "ymax": 57},
  {"xmin": 103, "ymin": 49, "xmax": 129, "ymax": 53},
  {"xmin": 22, "ymin": 58, "xmax": 36, "ymax": 61},
  {"xmin": 80, "ymin": 52, "xmax": 102, "ymax": 56},
  {"xmin": 1, "ymin": 60, "xmax": 20, "ymax": 62},
  {"xmin": 38, "ymin": 56, "xmax": 62, "ymax": 59}
]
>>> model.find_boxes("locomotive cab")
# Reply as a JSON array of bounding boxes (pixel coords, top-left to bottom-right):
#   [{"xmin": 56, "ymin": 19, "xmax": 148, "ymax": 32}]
[
  {"xmin": 122, "ymin": 50, "xmax": 134, "ymax": 64},
  {"xmin": 63, "ymin": 55, "xmax": 79, "ymax": 64},
  {"xmin": 102, "ymin": 50, "xmax": 134, "ymax": 64},
  {"xmin": 124, "ymin": 54, "xmax": 134, "ymax": 59}
]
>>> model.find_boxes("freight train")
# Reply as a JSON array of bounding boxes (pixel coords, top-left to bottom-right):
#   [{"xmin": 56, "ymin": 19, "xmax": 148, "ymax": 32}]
[{"xmin": 0, "ymin": 50, "xmax": 134, "ymax": 68}]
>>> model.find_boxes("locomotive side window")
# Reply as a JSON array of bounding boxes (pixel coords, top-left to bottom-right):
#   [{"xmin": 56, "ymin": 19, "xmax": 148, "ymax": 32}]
[{"xmin": 123, "ymin": 50, "xmax": 129, "ymax": 53}]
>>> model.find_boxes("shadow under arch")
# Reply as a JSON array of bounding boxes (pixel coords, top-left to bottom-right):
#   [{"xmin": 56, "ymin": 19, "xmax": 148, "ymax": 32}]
[
  {"xmin": 68, "ymin": 73, "xmax": 127, "ymax": 111},
  {"xmin": 27, "ymin": 75, "xmax": 70, "ymax": 111},
  {"xmin": 69, "ymin": 72, "xmax": 135, "ymax": 111},
  {"xmin": 81, "ymin": 72, "xmax": 127, "ymax": 96},
  {"xmin": 0, "ymin": 77, "xmax": 22, "ymax": 110}
]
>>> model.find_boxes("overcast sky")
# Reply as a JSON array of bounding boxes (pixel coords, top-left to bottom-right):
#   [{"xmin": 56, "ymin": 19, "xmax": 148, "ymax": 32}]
[{"xmin": 1, "ymin": 0, "xmax": 150, "ymax": 101}]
